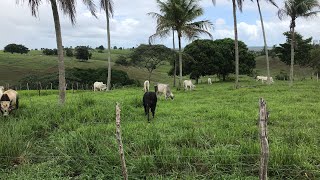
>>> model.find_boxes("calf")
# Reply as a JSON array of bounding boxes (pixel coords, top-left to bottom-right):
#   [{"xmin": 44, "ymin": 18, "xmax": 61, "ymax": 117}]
[
  {"xmin": 0, "ymin": 89, "xmax": 19, "ymax": 116},
  {"xmin": 155, "ymin": 83, "xmax": 174, "ymax": 100},
  {"xmin": 143, "ymin": 80, "xmax": 150, "ymax": 92},
  {"xmin": 183, "ymin": 80, "xmax": 196, "ymax": 90},
  {"xmin": 143, "ymin": 92, "xmax": 157, "ymax": 122}
]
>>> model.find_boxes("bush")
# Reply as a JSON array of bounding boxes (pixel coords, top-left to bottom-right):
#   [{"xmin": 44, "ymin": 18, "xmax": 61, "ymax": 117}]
[
  {"xmin": 115, "ymin": 55, "xmax": 130, "ymax": 66},
  {"xmin": 4, "ymin": 44, "xmax": 29, "ymax": 54},
  {"xmin": 65, "ymin": 48, "xmax": 73, "ymax": 57},
  {"xmin": 275, "ymin": 70, "xmax": 289, "ymax": 80},
  {"xmin": 75, "ymin": 46, "xmax": 91, "ymax": 61},
  {"xmin": 43, "ymin": 49, "xmax": 58, "ymax": 56}
]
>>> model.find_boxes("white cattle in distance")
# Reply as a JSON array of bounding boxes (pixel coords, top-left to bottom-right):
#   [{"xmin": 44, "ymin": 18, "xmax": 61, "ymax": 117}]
[
  {"xmin": 143, "ymin": 80, "xmax": 150, "ymax": 92},
  {"xmin": 208, "ymin": 78, "xmax": 212, "ymax": 84},
  {"xmin": 256, "ymin": 76, "xmax": 274, "ymax": 83},
  {"xmin": 155, "ymin": 83, "xmax": 174, "ymax": 100},
  {"xmin": 93, "ymin": 82, "xmax": 107, "ymax": 91},
  {"xmin": 183, "ymin": 80, "xmax": 196, "ymax": 90}
]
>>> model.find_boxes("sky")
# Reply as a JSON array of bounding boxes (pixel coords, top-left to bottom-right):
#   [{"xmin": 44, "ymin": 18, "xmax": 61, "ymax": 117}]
[{"xmin": 0, "ymin": 0, "xmax": 319, "ymax": 49}]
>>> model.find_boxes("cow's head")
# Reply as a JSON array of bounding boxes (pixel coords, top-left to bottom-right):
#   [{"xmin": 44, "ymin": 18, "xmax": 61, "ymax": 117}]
[
  {"xmin": 100, "ymin": 84, "xmax": 107, "ymax": 91},
  {"xmin": 0, "ymin": 94, "xmax": 12, "ymax": 116}
]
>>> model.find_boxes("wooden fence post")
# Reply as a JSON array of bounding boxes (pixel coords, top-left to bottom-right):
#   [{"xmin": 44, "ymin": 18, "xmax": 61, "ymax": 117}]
[
  {"xmin": 51, "ymin": 83, "xmax": 53, "ymax": 90},
  {"xmin": 38, "ymin": 82, "xmax": 41, "ymax": 96},
  {"xmin": 72, "ymin": 83, "xmax": 74, "ymax": 94},
  {"xmin": 27, "ymin": 83, "xmax": 29, "ymax": 90},
  {"xmin": 317, "ymin": 73, "xmax": 319, "ymax": 82},
  {"xmin": 116, "ymin": 103, "xmax": 128, "ymax": 180},
  {"xmin": 259, "ymin": 98, "xmax": 269, "ymax": 180},
  {"xmin": 76, "ymin": 82, "xmax": 79, "ymax": 90}
]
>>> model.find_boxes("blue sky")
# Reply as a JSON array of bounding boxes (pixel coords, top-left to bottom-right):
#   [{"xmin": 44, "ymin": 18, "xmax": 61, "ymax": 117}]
[{"xmin": 0, "ymin": 0, "xmax": 319, "ymax": 49}]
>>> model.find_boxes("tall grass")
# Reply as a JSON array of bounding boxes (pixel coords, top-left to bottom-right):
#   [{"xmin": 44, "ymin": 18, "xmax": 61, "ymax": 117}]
[{"xmin": 0, "ymin": 81, "xmax": 320, "ymax": 179}]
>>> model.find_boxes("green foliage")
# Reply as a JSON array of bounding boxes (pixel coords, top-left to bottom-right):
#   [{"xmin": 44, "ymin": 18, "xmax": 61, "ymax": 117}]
[
  {"xmin": 65, "ymin": 48, "xmax": 73, "ymax": 57},
  {"xmin": 131, "ymin": 44, "xmax": 175, "ymax": 79},
  {"xmin": 96, "ymin": 45, "xmax": 105, "ymax": 50},
  {"xmin": 182, "ymin": 39, "xmax": 256, "ymax": 81},
  {"xmin": 75, "ymin": 46, "xmax": 92, "ymax": 61},
  {"xmin": 275, "ymin": 32, "xmax": 313, "ymax": 66},
  {"xmin": 310, "ymin": 46, "xmax": 320, "ymax": 73},
  {"xmin": 42, "ymin": 48, "xmax": 58, "ymax": 56},
  {"xmin": 113, "ymin": 46, "xmax": 117, "ymax": 50},
  {"xmin": 19, "ymin": 68, "xmax": 137, "ymax": 89},
  {"xmin": 115, "ymin": 55, "xmax": 130, "ymax": 66},
  {"xmin": 275, "ymin": 70, "xmax": 289, "ymax": 80},
  {"xmin": 4, "ymin": 44, "xmax": 29, "ymax": 54}
]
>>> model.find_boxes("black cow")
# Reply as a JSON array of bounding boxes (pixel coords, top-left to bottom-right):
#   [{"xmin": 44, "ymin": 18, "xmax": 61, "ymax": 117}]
[{"xmin": 143, "ymin": 92, "xmax": 157, "ymax": 122}]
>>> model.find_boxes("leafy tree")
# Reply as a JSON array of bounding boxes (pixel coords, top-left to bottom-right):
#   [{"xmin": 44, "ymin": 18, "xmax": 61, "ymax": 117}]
[
  {"xmin": 18, "ymin": 0, "xmax": 97, "ymax": 104},
  {"xmin": 255, "ymin": 0, "xmax": 278, "ymax": 84},
  {"xmin": 131, "ymin": 44, "xmax": 175, "ymax": 80},
  {"xmin": 4, "ymin": 44, "xmax": 29, "ymax": 54},
  {"xmin": 149, "ymin": 0, "xmax": 212, "ymax": 88},
  {"xmin": 115, "ymin": 55, "xmax": 130, "ymax": 66},
  {"xmin": 43, "ymin": 48, "xmax": 58, "ymax": 56},
  {"xmin": 113, "ymin": 46, "xmax": 117, "ymax": 49},
  {"xmin": 278, "ymin": 0, "xmax": 320, "ymax": 86},
  {"xmin": 75, "ymin": 46, "xmax": 91, "ymax": 61},
  {"xmin": 96, "ymin": 45, "xmax": 105, "ymax": 50},
  {"xmin": 310, "ymin": 46, "xmax": 320, "ymax": 74},
  {"xmin": 275, "ymin": 32, "xmax": 313, "ymax": 66},
  {"xmin": 180, "ymin": 39, "xmax": 255, "ymax": 81},
  {"xmin": 65, "ymin": 48, "xmax": 73, "ymax": 57}
]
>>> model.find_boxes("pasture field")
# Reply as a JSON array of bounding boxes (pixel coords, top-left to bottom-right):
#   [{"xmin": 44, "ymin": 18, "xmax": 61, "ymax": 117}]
[{"xmin": 0, "ymin": 80, "xmax": 320, "ymax": 179}]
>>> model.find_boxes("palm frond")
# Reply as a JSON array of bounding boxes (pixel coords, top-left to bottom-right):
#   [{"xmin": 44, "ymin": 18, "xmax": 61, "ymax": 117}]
[
  {"xmin": 57, "ymin": 0, "xmax": 77, "ymax": 25},
  {"xmin": 148, "ymin": 28, "xmax": 171, "ymax": 45},
  {"xmin": 100, "ymin": 0, "xmax": 114, "ymax": 17},
  {"xmin": 16, "ymin": 0, "xmax": 41, "ymax": 17},
  {"xmin": 82, "ymin": 0, "xmax": 97, "ymax": 18}
]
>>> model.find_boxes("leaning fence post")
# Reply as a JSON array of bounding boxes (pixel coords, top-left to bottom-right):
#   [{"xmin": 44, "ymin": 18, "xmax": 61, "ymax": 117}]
[
  {"xmin": 116, "ymin": 103, "xmax": 128, "ymax": 180},
  {"xmin": 259, "ymin": 98, "xmax": 269, "ymax": 180}
]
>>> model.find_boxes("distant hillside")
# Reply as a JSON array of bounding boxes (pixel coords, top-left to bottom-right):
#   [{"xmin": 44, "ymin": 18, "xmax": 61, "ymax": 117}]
[{"xmin": 248, "ymin": 46, "xmax": 272, "ymax": 52}]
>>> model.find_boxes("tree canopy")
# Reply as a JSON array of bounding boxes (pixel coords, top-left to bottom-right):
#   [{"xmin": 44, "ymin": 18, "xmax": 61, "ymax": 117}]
[
  {"xmin": 75, "ymin": 46, "xmax": 92, "ymax": 61},
  {"xmin": 4, "ymin": 44, "xmax": 29, "ymax": 54},
  {"xmin": 181, "ymin": 39, "xmax": 255, "ymax": 81},
  {"xmin": 131, "ymin": 44, "xmax": 175, "ymax": 80},
  {"xmin": 275, "ymin": 32, "xmax": 313, "ymax": 66}
]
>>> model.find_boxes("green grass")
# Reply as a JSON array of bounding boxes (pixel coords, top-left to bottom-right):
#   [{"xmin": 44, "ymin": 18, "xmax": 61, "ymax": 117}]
[{"xmin": 0, "ymin": 81, "xmax": 319, "ymax": 179}]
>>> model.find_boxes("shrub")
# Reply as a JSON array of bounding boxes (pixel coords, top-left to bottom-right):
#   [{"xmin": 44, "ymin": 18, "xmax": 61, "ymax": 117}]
[
  {"xmin": 75, "ymin": 46, "xmax": 91, "ymax": 61},
  {"xmin": 275, "ymin": 70, "xmax": 289, "ymax": 80},
  {"xmin": 4, "ymin": 44, "xmax": 29, "ymax": 54},
  {"xmin": 115, "ymin": 55, "xmax": 130, "ymax": 66}
]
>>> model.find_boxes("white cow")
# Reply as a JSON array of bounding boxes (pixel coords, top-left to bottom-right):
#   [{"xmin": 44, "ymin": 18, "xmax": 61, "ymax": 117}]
[
  {"xmin": 143, "ymin": 80, "xmax": 150, "ymax": 92},
  {"xmin": 256, "ymin": 76, "xmax": 274, "ymax": 83},
  {"xmin": 93, "ymin": 82, "xmax": 107, "ymax": 91},
  {"xmin": 155, "ymin": 83, "xmax": 174, "ymax": 100},
  {"xmin": 183, "ymin": 80, "xmax": 196, "ymax": 90},
  {"xmin": 0, "ymin": 89, "xmax": 19, "ymax": 116},
  {"xmin": 208, "ymin": 78, "xmax": 212, "ymax": 84}
]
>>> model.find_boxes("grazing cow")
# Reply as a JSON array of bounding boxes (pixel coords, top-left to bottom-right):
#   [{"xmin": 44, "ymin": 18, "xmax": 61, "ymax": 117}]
[
  {"xmin": 93, "ymin": 82, "xmax": 107, "ymax": 91},
  {"xmin": 143, "ymin": 80, "xmax": 150, "ymax": 92},
  {"xmin": 143, "ymin": 92, "xmax": 157, "ymax": 123},
  {"xmin": 183, "ymin": 80, "xmax": 196, "ymax": 90},
  {"xmin": 256, "ymin": 76, "xmax": 274, "ymax": 83},
  {"xmin": 0, "ymin": 89, "xmax": 19, "ymax": 116},
  {"xmin": 208, "ymin": 78, "xmax": 212, "ymax": 84},
  {"xmin": 155, "ymin": 83, "xmax": 174, "ymax": 100}
]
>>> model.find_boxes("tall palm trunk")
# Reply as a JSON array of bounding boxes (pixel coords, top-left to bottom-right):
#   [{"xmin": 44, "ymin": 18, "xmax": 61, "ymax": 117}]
[
  {"xmin": 105, "ymin": 0, "xmax": 112, "ymax": 91},
  {"xmin": 178, "ymin": 33, "xmax": 182, "ymax": 88},
  {"xmin": 173, "ymin": 29, "xmax": 176, "ymax": 87},
  {"xmin": 257, "ymin": 0, "xmax": 271, "ymax": 84},
  {"xmin": 50, "ymin": 0, "xmax": 66, "ymax": 104},
  {"xmin": 232, "ymin": 0, "xmax": 239, "ymax": 89},
  {"xmin": 290, "ymin": 20, "xmax": 295, "ymax": 86}
]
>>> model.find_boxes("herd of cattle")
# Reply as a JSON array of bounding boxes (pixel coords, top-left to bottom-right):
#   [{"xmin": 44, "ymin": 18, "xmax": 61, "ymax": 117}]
[{"xmin": 0, "ymin": 75, "xmax": 274, "ymax": 118}]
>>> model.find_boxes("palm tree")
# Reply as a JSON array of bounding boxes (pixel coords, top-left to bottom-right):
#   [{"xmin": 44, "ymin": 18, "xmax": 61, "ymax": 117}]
[
  {"xmin": 100, "ymin": 0, "xmax": 114, "ymax": 91},
  {"xmin": 149, "ymin": 0, "xmax": 213, "ymax": 88},
  {"xmin": 278, "ymin": 0, "xmax": 320, "ymax": 86},
  {"xmin": 255, "ymin": 0, "xmax": 278, "ymax": 84},
  {"xmin": 18, "ymin": 0, "xmax": 97, "ymax": 104}
]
